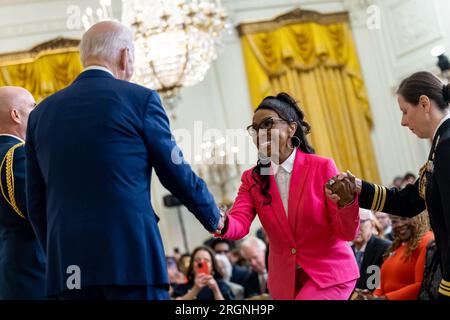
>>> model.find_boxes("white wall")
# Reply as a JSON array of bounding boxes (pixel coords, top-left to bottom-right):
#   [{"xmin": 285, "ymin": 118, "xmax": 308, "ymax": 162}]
[
  {"xmin": 343, "ymin": 0, "xmax": 444, "ymax": 185},
  {"xmin": 0, "ymin": 0, "xmax": 444, "ymax": 253}
]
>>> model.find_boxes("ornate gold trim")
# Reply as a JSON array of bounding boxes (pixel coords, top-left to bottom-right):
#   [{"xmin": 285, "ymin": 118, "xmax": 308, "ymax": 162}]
[
  {"xmin": 0, "ymin": 37, "xmax": 80, "ymax": 66},
  {"xmin": 237, "ymin": 8, "xmax": 350, "ymax": 37}
]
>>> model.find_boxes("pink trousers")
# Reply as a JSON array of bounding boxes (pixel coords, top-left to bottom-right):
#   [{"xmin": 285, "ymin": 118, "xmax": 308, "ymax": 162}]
[{"xmin": 294, "ymin": 268, "xmax": 356, "ymax": 300}]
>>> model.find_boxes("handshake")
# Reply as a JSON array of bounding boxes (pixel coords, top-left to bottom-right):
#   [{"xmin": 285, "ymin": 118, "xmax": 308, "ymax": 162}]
[
  {"xmin": 212, "ymin": 205, "xmax": 229, "ymax": 236},
  {"xmin": 325, "ymin": 171, "xmax": 361, "ymax": 209}
]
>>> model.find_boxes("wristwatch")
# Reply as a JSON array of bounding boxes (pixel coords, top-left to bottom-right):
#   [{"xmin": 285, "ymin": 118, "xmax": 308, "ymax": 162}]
[{"xmin": 214, "ymin": 208, "xmax": 225, "ymax": 235}]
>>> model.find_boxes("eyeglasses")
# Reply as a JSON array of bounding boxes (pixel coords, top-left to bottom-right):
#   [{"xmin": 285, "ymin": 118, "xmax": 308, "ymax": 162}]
[
  {"xmin": 215, "ymin": 250, "xmax": 229, "ymax": 255},
  {"xmin": 246, "ymin": 117, "xmax": 289, "ymax": 136}
]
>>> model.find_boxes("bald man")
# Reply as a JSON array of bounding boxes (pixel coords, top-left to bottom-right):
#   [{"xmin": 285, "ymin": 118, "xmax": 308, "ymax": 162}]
[
  {"xmin": 0, "ymin": 86, "xmax": 45, "ymax": 299},
  {"xmin": 25, "ymin": 21, "xmax": 222, "ymax": 300}
]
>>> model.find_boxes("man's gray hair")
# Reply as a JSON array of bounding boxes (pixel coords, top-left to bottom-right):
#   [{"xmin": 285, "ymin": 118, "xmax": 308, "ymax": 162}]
[
  {"xmin": 79, "ymin": 22, "xmax": 134, "ymax": 67},
  {"xmin": 215, "ymin": 254, "xmax": 232, "ymax": 281},
  {"xmin": 240, "ymin": 236, "xmax": 266, "ymax": 253}
]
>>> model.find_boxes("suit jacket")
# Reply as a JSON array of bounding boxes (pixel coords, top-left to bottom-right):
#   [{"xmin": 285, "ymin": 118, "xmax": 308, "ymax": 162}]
[
  {"xmin": 243, "ymin": 270, "xmax": 267, "ymax": 298},
  {"xmin": 359, "ymin": 119, "xmax": 450, "ymax": 300},
  {"xmin": 230, "ymin": 264, "xmax": 250, "ymax": 286},
  {"xmin": 352, "ymin": 235, "xmax": 391, "ymax": 290},
  {"xmin": 221, "ymin": 150, "xmax": 360, "ymax": 299},
  {"xmin": 26, "ymin": 70, "xmax": 220, "ymax": 297},
  {"xmin": 0, "ymin": 135, "xmax": 45, "ymax": 299}
]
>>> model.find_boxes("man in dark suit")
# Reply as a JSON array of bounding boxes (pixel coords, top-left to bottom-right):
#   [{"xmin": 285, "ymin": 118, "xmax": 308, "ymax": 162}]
[
  {"xmin": 352, "ymin": 209, "xmax": 391, "ymax": 291},
  {"xmin": 239, "ymin": 237, "xmax": 268, "ymax": 298},
  {"xmin": 0, "ymin": 87, "xmax": 45, "ymax": 299},
  {"xmin": 25, "ymin": 21, "xmax": 223, "ymax": 300}
]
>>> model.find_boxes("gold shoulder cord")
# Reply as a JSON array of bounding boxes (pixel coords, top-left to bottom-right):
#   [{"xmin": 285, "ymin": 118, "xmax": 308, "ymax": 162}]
[
  {"xmin": 418, "ymin": 135, "xmax": 441, "ymax": 200},
  {"xmin": 0, "ymin": 142, "xmax": 25, "ymax": 219},
  {"xmin": 418, "ymin": 163, "xmax": 428, "ymax": 200}
]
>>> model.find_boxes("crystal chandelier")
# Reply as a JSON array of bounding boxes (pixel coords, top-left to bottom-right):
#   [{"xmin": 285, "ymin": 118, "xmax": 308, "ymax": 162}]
[
  {"xmin": 82, "ymin": 0, "xmax": 230, "ymax": 116},
  {"xmin": 122, "ymin": 0, "xmax": 230, "ymax": 113}
]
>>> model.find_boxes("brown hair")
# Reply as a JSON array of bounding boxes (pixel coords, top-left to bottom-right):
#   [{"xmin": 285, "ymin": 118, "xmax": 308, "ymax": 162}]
[
  {"xmin": 397, "ymin": 71, "xmax": 450, "ymax": 110},
  {"xmin": 186, "ymin": 246, "xmax": 223, "ymax": 283}
]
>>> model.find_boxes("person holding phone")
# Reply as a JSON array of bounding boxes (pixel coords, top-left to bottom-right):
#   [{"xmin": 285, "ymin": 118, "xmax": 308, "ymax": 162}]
[
  {"xmin": 172, "ymin": 246, "xmax": 234, "ymax": 300},
  {"xmin": 216, "ymin": 93, "xmax": 360, "ymax": 300}
]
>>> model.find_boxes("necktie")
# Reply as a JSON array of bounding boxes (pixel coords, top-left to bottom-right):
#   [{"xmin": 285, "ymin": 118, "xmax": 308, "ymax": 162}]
[{"xmin": 355, "ymin": 251, "xmax": 364, "ymax": 270}]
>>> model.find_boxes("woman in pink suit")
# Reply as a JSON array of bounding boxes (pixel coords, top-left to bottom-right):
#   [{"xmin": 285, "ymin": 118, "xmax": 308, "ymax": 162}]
[{"xmin": 217, "ymin": 93, "xmax": 360, "ymax": 300}]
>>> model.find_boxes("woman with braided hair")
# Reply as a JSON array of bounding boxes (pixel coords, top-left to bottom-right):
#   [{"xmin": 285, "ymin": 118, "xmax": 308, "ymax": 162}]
[
  {"xmin": 327, "ymin": 71, "xmax": 450, "ymax": 300},
  {"xmin": 216, "ymin": 92, "xmax": 360, "ymax": 300},
  {"xmin": 354, "ymin": 212, "xmax": 434, "ymax": 300}
]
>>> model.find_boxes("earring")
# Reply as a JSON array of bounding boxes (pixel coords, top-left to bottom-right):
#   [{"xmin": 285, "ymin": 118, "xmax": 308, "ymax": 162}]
[{"xmin": 288, "ymin": 136, "xmax": 301, "ymax": 149}]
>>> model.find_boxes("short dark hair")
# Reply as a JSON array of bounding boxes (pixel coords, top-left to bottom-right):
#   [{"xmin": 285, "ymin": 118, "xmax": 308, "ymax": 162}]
[
  {"xmin": 404, "ymin": 172, "xmax": 416, "ymax": 181},
  {"xmin": 210, "ymin": 238, "xmax": 232, "ymax": 251}
]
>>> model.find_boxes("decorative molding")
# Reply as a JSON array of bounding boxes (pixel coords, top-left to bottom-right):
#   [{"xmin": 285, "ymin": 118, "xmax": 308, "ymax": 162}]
[
  {"xmin": 224, "ymin": 0, "xmax": 344, "ymax": 12},
  {"xmin": 387, "ymin": 0, "xmax": 443, "ymax": 58},
  {"xmin": 0, "ymin": 37, "xmax": 80, "ymax": 65},
  {"xmin": 236, "ymin": 8, "xmax": 349, "ymax": 36}
]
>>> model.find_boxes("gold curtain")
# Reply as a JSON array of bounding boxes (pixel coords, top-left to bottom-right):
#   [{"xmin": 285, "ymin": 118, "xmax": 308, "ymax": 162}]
[
  {"xmin": 0, "ymin": 48, "xmax": 82, "ymax": 102},
  {"xmin": 239, "ymin": 13, "xmax": 380, "ymax": 183}
]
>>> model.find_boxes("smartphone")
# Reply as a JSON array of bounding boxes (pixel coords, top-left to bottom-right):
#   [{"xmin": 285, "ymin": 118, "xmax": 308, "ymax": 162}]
[{"xmin": 195, "ymin": 261, "xmax": 210, "ymax": 275}]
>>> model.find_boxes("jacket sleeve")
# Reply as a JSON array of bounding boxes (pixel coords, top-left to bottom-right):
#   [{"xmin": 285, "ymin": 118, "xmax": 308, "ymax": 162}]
[
  {"xmin": 383, "ymin": 235, "xmax": 431, "ymax": 300},
  {"xmin": 142, "ymin": 91, "xmax": 219, "ymax": 232},
  {"xmin": 359, "ymin": 179, "xmax": 425, "ymax": 218},
  {"xmin": 25, "ymin": 113, "xmax": 48, "ymax": 252},
  {"xmin": 433, "ymin": 139, "xmax": 450, "ymax": 300},
  {"xmin": 325, "ymin": 159, "xmax": 360, "ymax": 241},
  {"xmin": 219, "ymin": 171, "xmax": 257, "ymax": 240}
]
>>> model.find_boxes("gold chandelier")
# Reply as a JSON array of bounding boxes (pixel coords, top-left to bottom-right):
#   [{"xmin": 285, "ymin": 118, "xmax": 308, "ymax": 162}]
[
  {"xmin": 82, "ymin": 0, "xmax": 231, "ymax": 114},
  {"xmin": 122, "ymin": 0, "xmax": 231, "ymax": 112}
]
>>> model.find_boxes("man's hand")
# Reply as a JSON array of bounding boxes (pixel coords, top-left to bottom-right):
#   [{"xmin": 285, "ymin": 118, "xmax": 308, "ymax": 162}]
[{"xmin": 212, "ymin": 206, "xmax": 227, "ymax": 235}]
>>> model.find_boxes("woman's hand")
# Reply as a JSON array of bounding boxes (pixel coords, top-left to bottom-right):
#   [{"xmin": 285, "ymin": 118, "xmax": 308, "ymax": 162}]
[
  {"xmin": 206, "ymin": 277, "xmax": 219, "ymax": 291},
  {"xmin": 193, "ymin": 274, "xmax": 211, "ymax": 290},
  {"xmin": 177, "ymin": 274, "xmax": 211, "ymax": 300},
  {"xmin": 352, "ymin": 289, "xmax": 374, "ymax": 300},
  {"xmin": 206, "ymin": 276, "xmax": 225, "ymax": 300},
  {"xmin": 325, "ymin": 171, "xmax": 361, "ymax": 208},
  {"xmin": 213, "ymin": 205, "xmax": 229, "ymax": 236}
]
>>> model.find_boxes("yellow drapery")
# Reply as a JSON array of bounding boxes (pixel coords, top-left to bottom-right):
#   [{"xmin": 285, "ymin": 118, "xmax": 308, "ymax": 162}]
[
  {"xmin": 0, "ymin": 48, "xmax": 82, "ymax": 102},
  {"xmin": 239, "ymin": 13, "xmax": 380, "ymax": 182}
]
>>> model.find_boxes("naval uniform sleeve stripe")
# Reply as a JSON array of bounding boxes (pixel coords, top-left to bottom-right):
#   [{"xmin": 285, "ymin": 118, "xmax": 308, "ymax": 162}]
[
  {"xmin": 371, "ymin": 184, "xmax": 380, "ymax": 211},
  {"xmin": 441, "ymin": 283, "xmax": 450, "ymax": 290},
  {"xmin": 375, "ymin": 185, "xmax": 383, "ymax": 212},
  {"xmin": 374, "ymin": 185, "xmax": 383, "ymax": 212},
  {"xmin": 439, "ymin": 287, "xmax": 450, "ymax": 296},
  {"xmin": 379, "ymin": 186, "xmax": 387, "ymax": 212},
  {"xmin": 442, "ymin": 279, "xmax": 450, "ymax": 287}
]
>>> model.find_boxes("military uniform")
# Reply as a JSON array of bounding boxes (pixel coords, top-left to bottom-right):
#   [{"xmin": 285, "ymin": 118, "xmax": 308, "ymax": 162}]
[
  {"xmin": 359, "ymin": 117, "xmax": 450, "ymax": 300},
  {"xmin": 0, "ymin": 135, "xmax": 45, "ymax": 299}
]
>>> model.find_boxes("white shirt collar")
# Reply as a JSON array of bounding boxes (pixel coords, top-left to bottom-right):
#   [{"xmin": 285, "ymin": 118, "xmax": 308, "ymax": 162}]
[
  {"xmin": 433, "ymin": 112, "xmax": 450, "ymax": 141},
  {"xmin": 0, "ymin": 134, "xmax": 24, "ymax": 143},
  {"xmin": 272, "ymin": 148, "xmax": 297, "ymax": 174},
  {"xmin": 83, "ymin": 65, "xmax": 115, "ymax": 78}
]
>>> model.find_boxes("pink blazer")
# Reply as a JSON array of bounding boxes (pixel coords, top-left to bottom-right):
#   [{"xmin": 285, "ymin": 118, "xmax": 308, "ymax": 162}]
[{"xmin": 221, "ymin": 150, "xmax": 360, "ymax": 299}]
